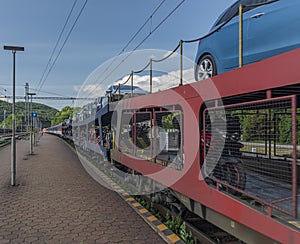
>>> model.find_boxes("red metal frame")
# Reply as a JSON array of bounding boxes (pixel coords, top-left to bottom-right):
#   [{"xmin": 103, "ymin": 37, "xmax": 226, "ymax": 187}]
[
  {"xmin": 202, "ymin": 95, "xmax": 298, "ymax": 217},
  {"xmin": 292, "ymin": 95, "xmax": 298, "ymax": 218},
  {"xmin": 111, "ymin": 49, "xmax": 300, "ymax": 243}
]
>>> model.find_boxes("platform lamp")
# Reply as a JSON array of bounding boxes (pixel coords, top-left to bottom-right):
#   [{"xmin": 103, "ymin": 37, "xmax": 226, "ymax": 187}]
[{"xmin": 4, "ymin": 45, "xmax": 25, "ymax": 186}]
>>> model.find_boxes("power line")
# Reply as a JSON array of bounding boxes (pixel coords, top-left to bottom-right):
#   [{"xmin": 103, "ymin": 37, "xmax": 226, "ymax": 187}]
[
  {"xmin": 86, "ymin": 0, "xmax": 167, "ymax": 97},
  {"xmin": 120, "ymin": 0, "xmax": 166, "ymax": 55},
  {"xmin": 36, "ymin": 0, "xmax": 78, "ymax": 93},
  {"xmin": 118, "ymin": 0, "xmax": 186, "ymax": 68},
  {"xmin": 36, "ymin": 0, "xmax": 89, "ymax": 94},
  {"xmin": 0, "ymin": 96, "xmax": 94, "ymax": 101},
  {"xmin": 89, "ymin": 0, "xmax": 185, "ymax": 99},
  {"xmin": 30, "ymin": 88, "xmax": 72, "ymax": 98},
  {"xmin": 87, "ymin": 0, "xmax": 186, "ymax": 97}
]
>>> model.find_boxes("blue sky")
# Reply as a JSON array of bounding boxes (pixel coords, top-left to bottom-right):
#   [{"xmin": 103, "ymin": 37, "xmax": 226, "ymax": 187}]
[{"xmin": 0, "ymin": 0, "xmax": 235, "ymax": 110}]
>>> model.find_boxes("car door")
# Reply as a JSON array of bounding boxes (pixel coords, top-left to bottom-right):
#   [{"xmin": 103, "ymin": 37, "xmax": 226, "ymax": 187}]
[
  {"xmin": 209, "ymin": 0, "xmax": 261, "ymax": 71},
  {"xmin": 245, "ymin": 0, "xmax": 300, "ymax": 64},
  {"xmin": 208, "ymin": 0, "xmax": 246, "ymax": 71}
]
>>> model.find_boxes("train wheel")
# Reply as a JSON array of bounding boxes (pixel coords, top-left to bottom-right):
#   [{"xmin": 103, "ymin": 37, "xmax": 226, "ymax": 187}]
[
  {"xmin": 222, "ymin": 162, "xmax": 246, "ymax": 196},
  {"xmin": 169, "ymin": 200, "xmax": 188, "ymax": 219}
]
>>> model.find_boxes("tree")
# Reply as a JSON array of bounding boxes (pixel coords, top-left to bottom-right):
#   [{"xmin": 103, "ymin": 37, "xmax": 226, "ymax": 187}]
[
  {"xmin": 0, "ymin": 100, "xmax": 58, "ymax": 129},
  {"xmin": 0, "ymin": 114, "xmax": 23, "ymax": 129},
  {"xmin": 51, "ymin": 106, "xmax": 81, "ymax": 125}
]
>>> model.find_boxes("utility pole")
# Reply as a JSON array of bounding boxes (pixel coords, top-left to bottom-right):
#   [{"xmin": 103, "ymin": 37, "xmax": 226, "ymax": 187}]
[
  {"xmin": 25, "ymin": 83, "xmax": 29, "ymax": 138},
  {"xmin": 27, "ymin": 92, "xmax": 36, "ymax": 155}
]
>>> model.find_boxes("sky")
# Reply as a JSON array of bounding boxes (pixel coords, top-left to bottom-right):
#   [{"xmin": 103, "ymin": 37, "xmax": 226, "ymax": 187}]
[{"xmin": 0, "ymin": 0, "xmax": 236, "ymax": 110}]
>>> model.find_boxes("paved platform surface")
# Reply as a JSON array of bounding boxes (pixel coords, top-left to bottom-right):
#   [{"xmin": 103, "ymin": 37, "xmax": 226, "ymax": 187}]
[{"xmin": 0, "ymin": 134, "xmax": 166, "ymax": 243}]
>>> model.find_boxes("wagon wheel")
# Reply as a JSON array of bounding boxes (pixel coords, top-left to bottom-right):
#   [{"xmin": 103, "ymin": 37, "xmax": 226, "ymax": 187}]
[{"xmin": 169, "ymin": 199, "xmax": 188, "ymax": 219}]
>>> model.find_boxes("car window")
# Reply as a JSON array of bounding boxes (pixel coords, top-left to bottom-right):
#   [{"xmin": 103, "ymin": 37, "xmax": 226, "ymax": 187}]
[
  {"xmin": 242, "ymin": 0, "xmax": 274, "ymax": 12},
  {"xmin": 214, "ymin": 0, "xmax": 276, "ymax": 27}
]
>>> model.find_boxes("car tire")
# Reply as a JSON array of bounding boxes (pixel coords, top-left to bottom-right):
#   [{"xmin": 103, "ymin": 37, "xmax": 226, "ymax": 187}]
[{"xmin": 196, "ymin": 54, "xmax": 217, "ymax": 81}]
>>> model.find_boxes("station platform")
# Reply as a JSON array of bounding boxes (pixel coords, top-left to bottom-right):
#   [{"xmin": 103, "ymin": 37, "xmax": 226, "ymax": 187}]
[{"xmin": 0, "ymin": 134, "xmax": 172, "ymax": 243}]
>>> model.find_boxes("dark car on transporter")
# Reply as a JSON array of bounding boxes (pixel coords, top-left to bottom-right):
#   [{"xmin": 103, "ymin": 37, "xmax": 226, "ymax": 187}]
[{"xmin": 195, "ymin": 0, "xmax": 300, "ymax": 81}]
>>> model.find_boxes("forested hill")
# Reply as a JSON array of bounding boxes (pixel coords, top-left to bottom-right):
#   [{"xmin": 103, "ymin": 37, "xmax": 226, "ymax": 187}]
[{"xmin": 0, "ymin": 100, "xmax": 58, "ymax": 128}]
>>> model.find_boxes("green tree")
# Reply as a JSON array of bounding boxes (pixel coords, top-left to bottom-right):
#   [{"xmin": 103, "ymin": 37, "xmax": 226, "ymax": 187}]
[
  {"xmin": 240, "ymin": 111, "xmax": 267, "ymax": 142},
  {"xmin": 0, "ymin": 100, "xmax": 58, "ymax": 129},
  {"xmin": 0, "ymin": 114, "xmax": 23, "ymax": 129},
  {"xmin": 278, "ymin": 114, "xmax": 292, "ymax": 144},
  {"xmin": 51, "ymin": 106, "xmax": 81, "ymax": 125}
]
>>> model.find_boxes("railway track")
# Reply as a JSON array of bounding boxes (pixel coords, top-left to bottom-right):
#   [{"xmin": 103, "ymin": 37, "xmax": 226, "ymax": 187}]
[
  {"xmin": 139, "ymin": 195, "xmax": 244, "ymax": 244},
  {"xmin": 0, "ymin": 132, "xmax": 29, "ymax": 147}
]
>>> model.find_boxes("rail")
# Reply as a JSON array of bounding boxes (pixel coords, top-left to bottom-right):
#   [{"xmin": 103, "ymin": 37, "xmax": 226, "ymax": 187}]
[{"xmin": 0, "ymin": 131, "xmax": 41, "ymax": 148}]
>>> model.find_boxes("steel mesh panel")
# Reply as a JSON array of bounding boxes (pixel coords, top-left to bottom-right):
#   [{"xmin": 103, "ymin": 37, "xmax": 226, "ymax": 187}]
[{"xmin": 203, "ymin": 96, "xmax": 298, "ymax": 217}]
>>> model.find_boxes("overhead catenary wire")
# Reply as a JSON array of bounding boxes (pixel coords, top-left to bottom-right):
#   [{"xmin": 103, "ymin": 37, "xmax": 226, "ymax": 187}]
[
  {"xmin": 121, "ymin": 0, "xmax": 166, "ymax": 55},
  {"xmin": 36, "ymin": 0, "xmax": 78, "ymax": 93},
  {"xmin": 90, "ymin": 0, "xmax": 167, "ymax": 91},
  {"xmin": 30, "ymin": 88, "xmax": 75, "ymax": 99},
  {"xmin": 87, "ymin": 0, "xmax": 186, "ymax": 97},
  {"xmin": 36, "ymin": 0, "xmax": 89, "ymax": 94},
  {"xmin": 102, "ymin": 0, "xmax": 186, "ymax": 82}
]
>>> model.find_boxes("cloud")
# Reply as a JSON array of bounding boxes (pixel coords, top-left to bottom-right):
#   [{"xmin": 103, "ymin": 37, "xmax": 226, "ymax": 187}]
[
  {"xmin": 74, "ymin": 64, "xmax": 195, "ymax": 109},
  {"xmin": 73, "ymin": 84, "xmax": 106, "ymax": 108},
  {"xmin": 111, "ymin": 68, "xmax": 194, "ymax": 93},
  {"xmin": 0, "ymin": 97, "xmax": 9, "ymax": 102}
]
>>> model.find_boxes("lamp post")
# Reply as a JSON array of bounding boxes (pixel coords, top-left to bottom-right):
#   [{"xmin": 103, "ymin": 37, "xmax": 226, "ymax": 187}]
[
  {"xmin": 25, "ymin": 83, "xmax": 29, "ymax": 138},
  {"xmin": 4, "ymin": 45, "xmax": 25, "ymax": 186},
  {"xmin": 3, "ymin": 110, "xmax": 6, "ymax": 134},
  {"xmin": 27, "ymin": 92, "xmax": 36, "ymax": 155}
]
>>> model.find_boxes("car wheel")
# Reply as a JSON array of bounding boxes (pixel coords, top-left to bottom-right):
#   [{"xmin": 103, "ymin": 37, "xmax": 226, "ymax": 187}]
[{"xmin": 196, "ymin": 54, "xmax": 217, "ymax": 81}]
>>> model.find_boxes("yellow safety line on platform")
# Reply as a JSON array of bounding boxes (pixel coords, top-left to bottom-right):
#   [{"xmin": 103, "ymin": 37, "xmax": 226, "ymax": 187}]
[
  {"xmin": 133, "ymin": 202, "xmax": 141, "ymax": 207},
  {"xmin": 139, "ymin": 208, "xmax": 148, "ymax": 214},
  {"xmin": 167, "ymin": 233, "xmax": 181, "ymax": 243},
  {"xmin": 157, "ymin": 224, "xmax": 168, "ymax": 231},
  {"xmin": 74, "ymin": 148, "xmax": 184, "ymax": 244},
  {"xmin": 147, "ymin": 215, "xmax": 158, "ymax": 222}
]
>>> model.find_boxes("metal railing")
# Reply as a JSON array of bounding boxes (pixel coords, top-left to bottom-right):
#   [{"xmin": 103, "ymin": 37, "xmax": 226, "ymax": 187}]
[{"xmin": 114, "ymin": 2, "xmax": 278, "ymax": 95}]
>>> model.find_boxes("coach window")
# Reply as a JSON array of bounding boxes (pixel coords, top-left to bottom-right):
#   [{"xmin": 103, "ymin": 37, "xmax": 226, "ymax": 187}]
[{"xmin": 119, "ymin": 106, "xmax": 184, "ymax": 171}]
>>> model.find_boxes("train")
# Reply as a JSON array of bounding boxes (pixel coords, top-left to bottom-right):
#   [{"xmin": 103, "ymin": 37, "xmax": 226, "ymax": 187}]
[{"xmin": 47, "ymin": 49, "xmax": 300, "ymax": 243}]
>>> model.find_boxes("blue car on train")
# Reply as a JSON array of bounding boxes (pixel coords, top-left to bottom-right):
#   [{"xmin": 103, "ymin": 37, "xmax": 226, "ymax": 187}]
[{"xmin": 195, "ymin": 0, "xmax": 300, "ymax": 81}]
